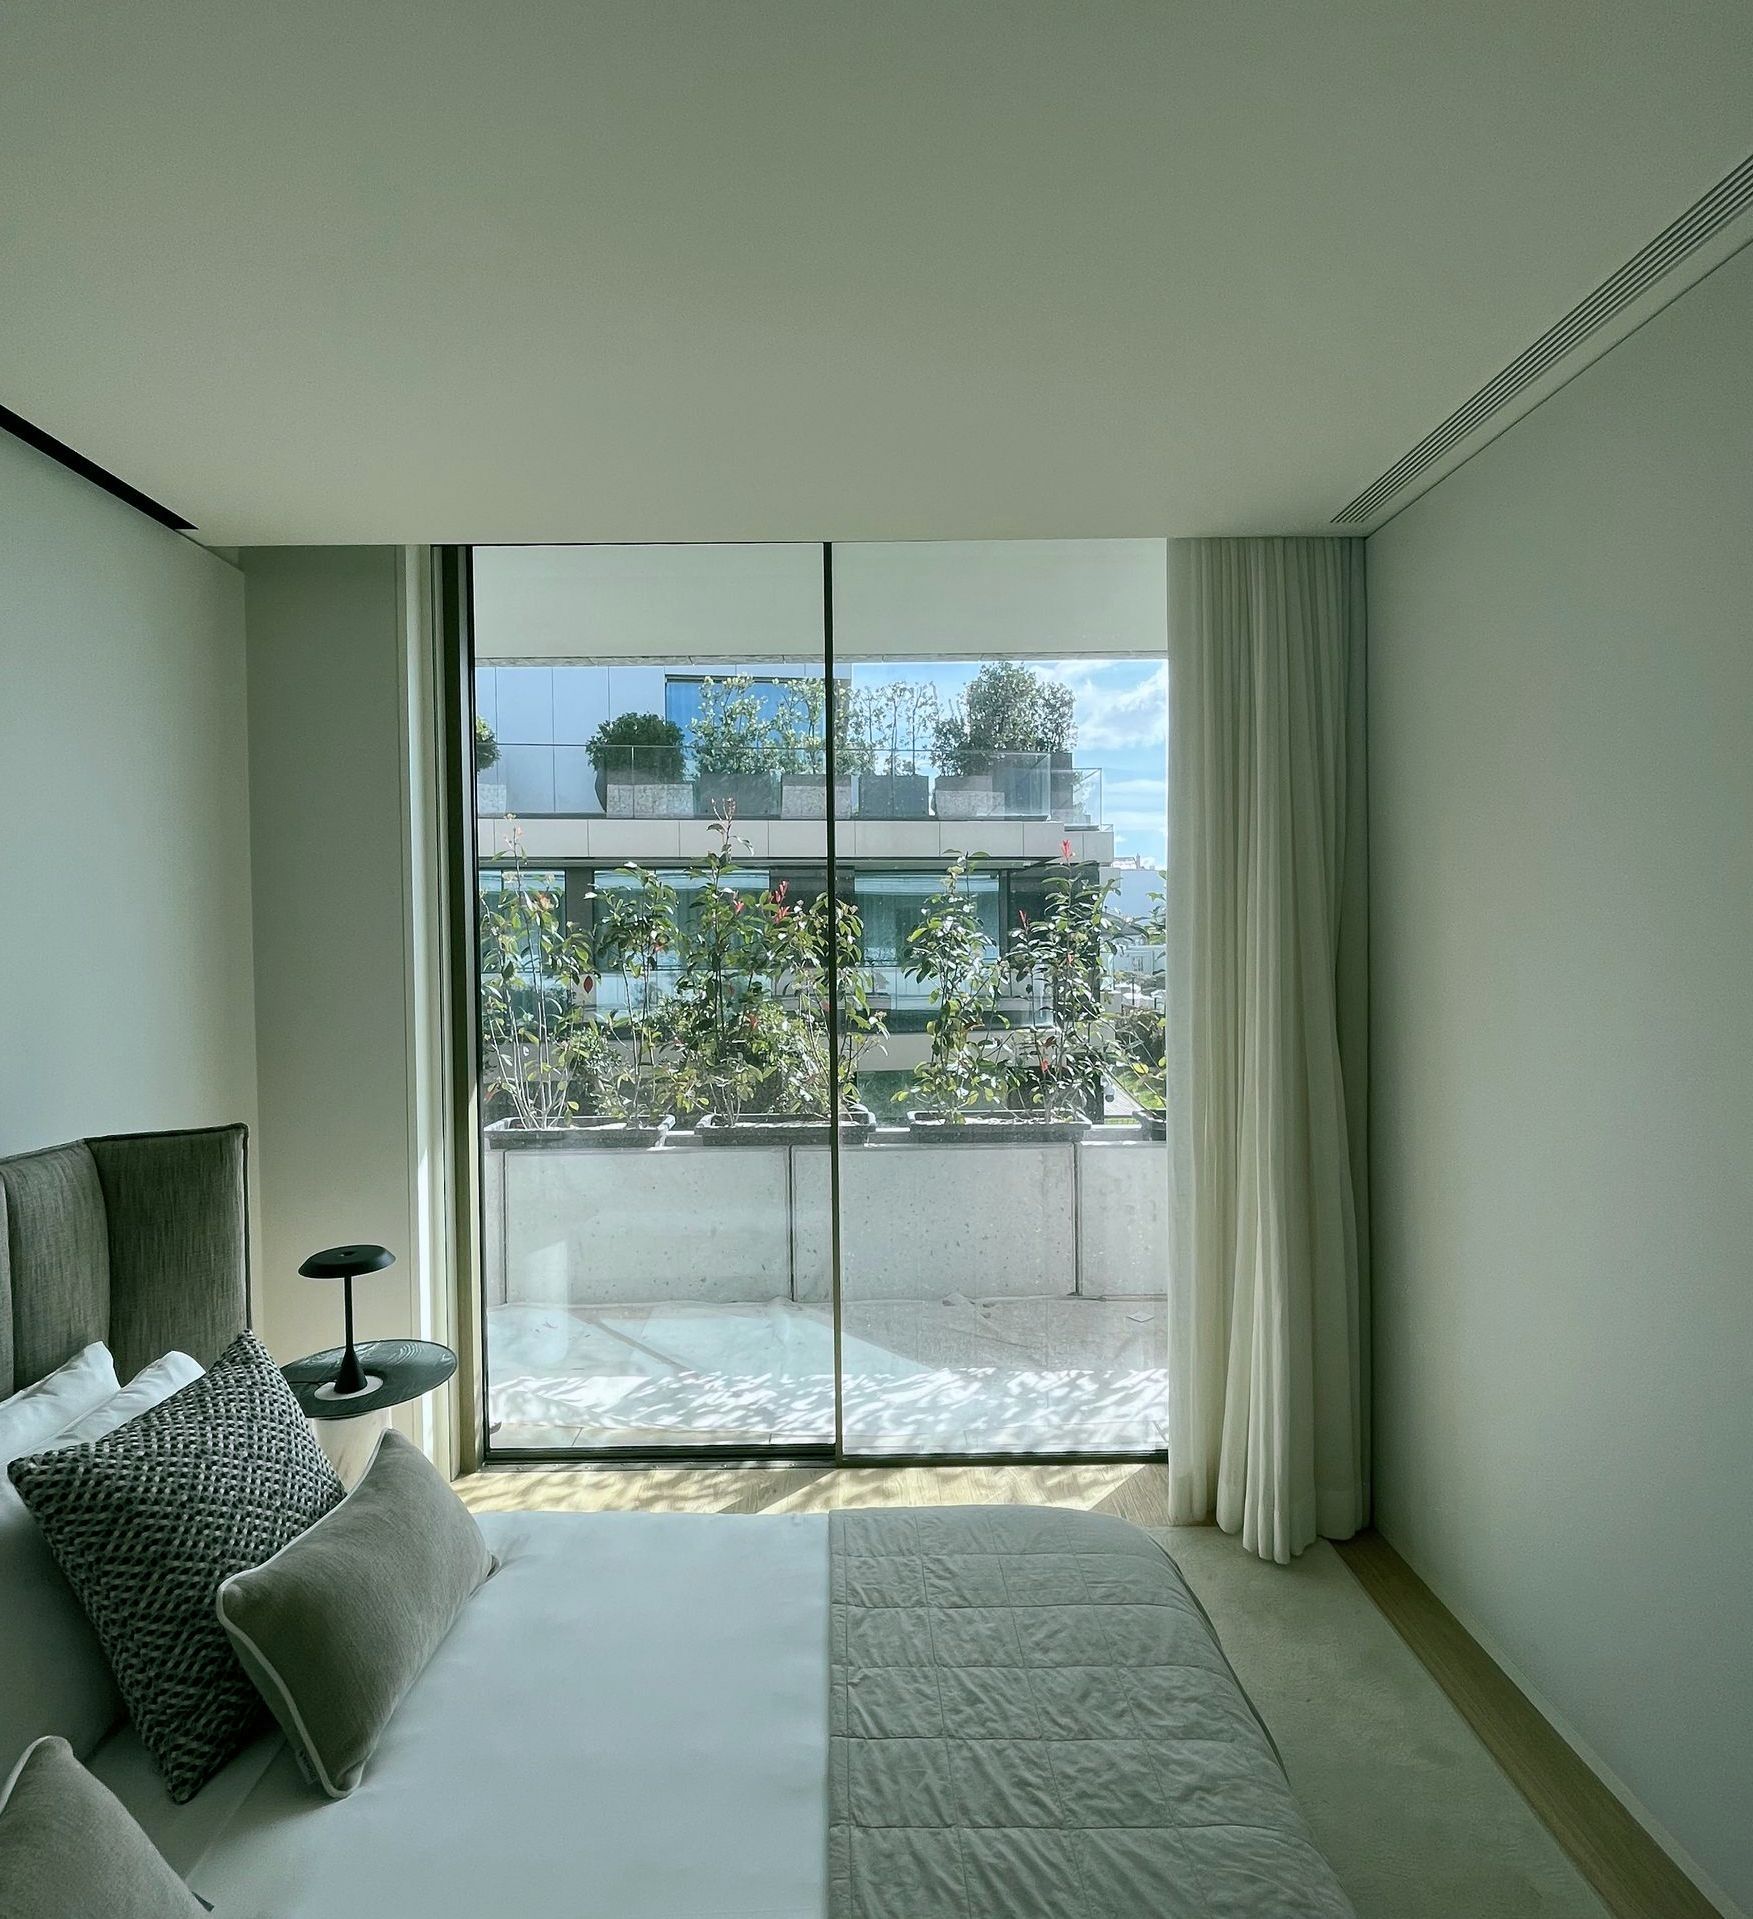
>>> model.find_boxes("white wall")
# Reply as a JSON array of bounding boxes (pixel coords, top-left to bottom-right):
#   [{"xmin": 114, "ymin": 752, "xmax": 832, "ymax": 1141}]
[
  {"xmin": 241, "ymin": 548, "xmax": 419, "ymax": 1369},
  {"xmin": 1368, "ymin": 244, "xmax": 1753, "ymax": 1917},
  {"xmin": 0, "ymin": 433, "xmax": 256, "ymax": 1161}
]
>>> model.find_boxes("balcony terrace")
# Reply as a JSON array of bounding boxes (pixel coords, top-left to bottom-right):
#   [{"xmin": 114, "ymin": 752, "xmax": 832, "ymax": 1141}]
[
  {"xmin": 477, "ymin": 748, "xmax": 1114, "ymax": 865},
  {"xmin": 483, "ymin": 1123, "xmax": 1168, "ymax": 1456}
]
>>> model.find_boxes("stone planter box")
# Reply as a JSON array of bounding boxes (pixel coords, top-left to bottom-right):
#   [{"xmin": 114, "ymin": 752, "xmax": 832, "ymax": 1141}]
[
  {"xmin": 600, "ymin": 777, "xmax": 695, "ymax": 819},
  {"xmin": 779, "ymin": 775, "xmax": 853, "ymax": 820},
  {"xmin": 695, "ymin": 1104, "xmax": 876, "ymax": 1147},
  {"xmin": 857, "ymin": 772, "xmax": 931, "ymax": 820},
  {"xmin": 905, "ymin": 1110, "xmax": 1092, "ymax": 1144},
  {"xmin": 696, "ymin": 772, "xmax": 780, "ymax": 818},
  {"xmin": 1135, "ymin": 1112, "xmax": 1166, "ymax": 1140},
  {"xmin": 485, "ymin": 1115, "xmax": 675, "ymax": 1150},
  {"xmin": 934, "ymin": 775, "xmax": 1003, "ymax": 820}
]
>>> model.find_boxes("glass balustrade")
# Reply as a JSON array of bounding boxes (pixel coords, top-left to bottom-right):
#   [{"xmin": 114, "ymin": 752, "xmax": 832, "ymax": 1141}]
[{"xmin": 477, "ymin": 746, "xmax": 1103, "ymax": 825}]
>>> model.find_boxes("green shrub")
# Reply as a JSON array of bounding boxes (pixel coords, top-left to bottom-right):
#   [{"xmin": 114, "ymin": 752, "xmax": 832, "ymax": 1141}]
[
  {"xmin": 586, "ymin": 712, "xmax": 685, "ymax": 780},
  {"xmin": 934, "ymin": 662, "xmax": 1076, "ymax": 776}
]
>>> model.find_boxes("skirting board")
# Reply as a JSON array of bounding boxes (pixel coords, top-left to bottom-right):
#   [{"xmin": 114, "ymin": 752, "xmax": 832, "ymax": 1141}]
[{"xmin": 1334, "ymin": 1530, "xmax": 1726, "ymax": 1919}]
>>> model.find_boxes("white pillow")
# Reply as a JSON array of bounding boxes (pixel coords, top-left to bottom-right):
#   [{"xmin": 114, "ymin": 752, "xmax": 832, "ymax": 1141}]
[
  {"xmin": 0, "ymin": 1342, "xmax": 125, "ymax": 1771},
  {"xmin": 0, "ymin": 1343, "xmax": 119, "ymax": 1451},
  {"xmin": 51, "ymin": 1352, "xmax": 204, "ymax": 1449}
]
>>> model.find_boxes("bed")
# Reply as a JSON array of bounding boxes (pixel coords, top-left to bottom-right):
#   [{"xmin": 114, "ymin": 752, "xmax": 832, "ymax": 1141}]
[{"xmin": 1, "ymin": 1128, "xmax": 1355, "ymax": 1917}]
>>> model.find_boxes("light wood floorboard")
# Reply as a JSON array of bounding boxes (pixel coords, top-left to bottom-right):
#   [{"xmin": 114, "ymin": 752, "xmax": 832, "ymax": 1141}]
[
  {"xmin": 1335, "ymin": 1529, "xmax": 1723, "ymax": 1919},
  {"xmin": 458, "ymin": 1459, "xmax": 1175, "ymax": 1526}
]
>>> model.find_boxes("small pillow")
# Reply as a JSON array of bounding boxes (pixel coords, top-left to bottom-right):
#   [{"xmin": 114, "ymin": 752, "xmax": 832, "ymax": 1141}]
[
  {"xmin": 0, "ymin": 1344, "xmax": 119, "ymax": 1443},
  {"xmin": 1, "ymin": 1345, "xmax": 124, "ymax": 1769},
  {"xmin": 0, "ymin": 1736, "xmax": 207, "ymax": 1918},
  {"xmin": 218, "ymin": 1429, "xmax": 496, "ymax": 1797},
  {"xmin": 50, "ymin": 1351, "xmax": 205, "ymax": 1449},
  {"xmin": 8, "ymin": 1332, "xmax": 345, "ymax": 1802}
]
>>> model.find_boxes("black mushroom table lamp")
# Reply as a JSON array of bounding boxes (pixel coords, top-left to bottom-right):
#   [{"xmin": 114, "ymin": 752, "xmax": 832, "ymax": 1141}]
[{"xmin": 297, "ymin": 1243, "xmax": 396, "ymax": 1400}]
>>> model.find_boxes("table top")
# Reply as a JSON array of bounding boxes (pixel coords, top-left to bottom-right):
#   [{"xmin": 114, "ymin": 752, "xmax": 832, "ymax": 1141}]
[{"xmin": 282, "ymin": 1338, "xmax": 458, "ymax": 1421}]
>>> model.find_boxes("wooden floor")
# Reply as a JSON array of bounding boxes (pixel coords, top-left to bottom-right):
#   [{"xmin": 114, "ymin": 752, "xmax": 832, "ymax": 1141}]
[
  {"xmin": 458, "ymin": 1458, "xmax": 1176, "ymax": 1526},
  {"xmin": 1336, "ymin": 1530, "xmax": 1723, "ymax": 1919},
  {"xmin": 460, "ymin": 1462, "xmax": 1723, "ymax": 1919}
]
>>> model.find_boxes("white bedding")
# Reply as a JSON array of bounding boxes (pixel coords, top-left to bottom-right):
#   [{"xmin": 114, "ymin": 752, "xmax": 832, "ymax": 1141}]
[
  {"xmin": 184, "ymin": 1511, "xmax": 829, "ymax": 1919},
  {"xmin": 89, "ymin": 1723, "xmax": 282, "ymax": 1880}
]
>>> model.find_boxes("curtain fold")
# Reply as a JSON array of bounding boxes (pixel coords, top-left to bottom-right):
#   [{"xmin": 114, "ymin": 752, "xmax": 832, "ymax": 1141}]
[{"xmin": 1166, "ymin": 537, "xmax": 1368, "ymax": 1563}]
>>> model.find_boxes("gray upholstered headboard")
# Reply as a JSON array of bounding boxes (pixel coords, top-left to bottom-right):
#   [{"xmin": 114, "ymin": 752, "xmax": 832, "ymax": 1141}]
[{"xmin": 0, "ymin": 1125, "xmax": 250, "ymax": 1399}]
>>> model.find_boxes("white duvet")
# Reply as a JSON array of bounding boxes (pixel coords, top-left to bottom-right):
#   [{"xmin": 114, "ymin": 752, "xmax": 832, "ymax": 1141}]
[{"xmin": 116, "ymin": 1512, "xmax": 829, "ymax": 1919}]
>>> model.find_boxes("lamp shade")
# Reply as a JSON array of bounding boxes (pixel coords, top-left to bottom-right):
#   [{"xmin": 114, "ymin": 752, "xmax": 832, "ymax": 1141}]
[{"xmin": 298, "ymin": 1244, "xmax": 396, "ymax": 1281}]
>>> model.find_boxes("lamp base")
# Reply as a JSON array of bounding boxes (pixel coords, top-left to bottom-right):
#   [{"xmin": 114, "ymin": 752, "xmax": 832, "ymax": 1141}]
[
  {"xmin": 313, "ymin": 1372, "xmax": 384, "ymax": 1404},
  {"xmin": 334, "ymin": 1335, "xmax": 368, "ymax": 1396}
]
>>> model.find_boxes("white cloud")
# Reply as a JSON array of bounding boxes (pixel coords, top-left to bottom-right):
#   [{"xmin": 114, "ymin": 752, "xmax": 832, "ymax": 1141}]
[
  {"xmin": 1102, "ymin": 775, "xmax": 1168, "ymax": 803},
  {"xmin": 1104, "ymin": 809, "xmax": 1170, "ymax": 837},
  {"xmin": 1041, "ymin": 661, "xmax": 1168, "ymax": 748}
]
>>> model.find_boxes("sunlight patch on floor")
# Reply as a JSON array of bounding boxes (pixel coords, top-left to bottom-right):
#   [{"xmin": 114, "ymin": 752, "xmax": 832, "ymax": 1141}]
[{"xmin": 485, "ymin": 1295, "xmax": 1167, "ymax": 1454}]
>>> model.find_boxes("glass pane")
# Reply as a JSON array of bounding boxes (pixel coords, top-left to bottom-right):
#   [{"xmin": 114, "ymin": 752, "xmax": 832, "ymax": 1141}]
[
  {"xmin": 473, "ymin": 543, "xmax": 833, "ymax": 1452},
  {"xmin": 496, "ymin": 742, "xmax": 556, "ymax": 816},
  {"xmin": 830, "ymin": 540, "xmax": 1169, "ymax": 1455},
  {"xmin": 492, "ymin": 664, "xmax": 555, "ymax": 744}
]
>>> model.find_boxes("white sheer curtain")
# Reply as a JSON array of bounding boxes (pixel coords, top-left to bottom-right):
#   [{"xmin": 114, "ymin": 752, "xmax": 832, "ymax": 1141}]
[{"xmin": 1166, "ymin": 538, "xmax": 1369, "ymax": 1563}]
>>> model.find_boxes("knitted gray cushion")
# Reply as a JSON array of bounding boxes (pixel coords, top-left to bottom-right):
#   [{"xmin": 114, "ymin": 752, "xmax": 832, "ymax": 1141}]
[{"xmin": 7, "ymin": 1332, "xmax": 344, "ymax": 1802}]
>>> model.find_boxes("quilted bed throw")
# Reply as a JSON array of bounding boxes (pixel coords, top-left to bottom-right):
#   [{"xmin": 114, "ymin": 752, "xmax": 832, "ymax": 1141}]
[{"xmin": 827, "ymin": 1506, "xmax": 1355, "ymax": 1918}]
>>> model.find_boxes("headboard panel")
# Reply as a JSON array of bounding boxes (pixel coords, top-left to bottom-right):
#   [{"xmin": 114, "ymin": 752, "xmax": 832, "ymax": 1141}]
[
  {"xmin": 0, "ymin": 1125, "xmax": 249, "ymax": 1397},
  {"xmin": 0, "ymin": 1145, "xmax": 111, "ymax": 1398},
  {"xmin": 87, "ymin": 1128, "xmax": 250, "ymax": 1381}
]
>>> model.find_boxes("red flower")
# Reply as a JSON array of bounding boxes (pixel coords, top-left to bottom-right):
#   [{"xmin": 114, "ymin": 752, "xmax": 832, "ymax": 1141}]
[
  {"xmin": 733, "ymin": 897, "xmax": 746, "ymax": 915},
  {"xmin": 1060, "ymin": 839, "xmax": 1073, "ymax": 863},
  {"xmin": 774, "ymin": 880, "xmax": 789, "ymax": 901}
]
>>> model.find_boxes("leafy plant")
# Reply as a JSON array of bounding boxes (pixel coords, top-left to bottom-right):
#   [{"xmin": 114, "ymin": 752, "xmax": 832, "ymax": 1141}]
[
  {"xmin": 658, "ymin": 809, "xmax": 779, "ymax": 1119},
  {"xmin": 1112, "ymin": 1006, "xmax": 1166, "ymax": 1116},
  {"xmin": 585, "ymin": 711, "xmax": 685, "ymax": 781},
  {"xmin": 933, "ymin": 662, "xmax": 1076, "ymax": 776},
  {"xmin": 853, "ymin": 680, "xmax": 941, "ymax": 776},
  {"xmin": 690, "ymin": 677, "xmax": 786, "ymax": 777},
  {"xmin": 474, "ymin": 717, "xmax": 500, "ymax": 774},
  {"xmin": 587, "ymin": 864, "xmax": 681, "ymax": 1122},
  {"xmin": 762, "ymin": 884, "xmax": 887, "ymax": 1113},
  {"xmin": 903, "ymin": 854, "xmax": 1007, "ymax": 1117},
  {"xmin": 478, "ymin": 831, "xmax": 613, "ymax": 1128},
  {"xmin": 772, "ymin": 677, "xmax": 872, "ymax": 777},
  {"xmin": 1003, "ymin": 863, "xmax": 1128, "ymax": 1119}
]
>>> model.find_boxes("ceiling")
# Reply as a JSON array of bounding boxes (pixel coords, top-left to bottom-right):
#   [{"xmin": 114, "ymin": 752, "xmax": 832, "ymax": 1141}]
[{"xmin": 3, "ymin": 3, "xmax": 1750, "ymax": 545}]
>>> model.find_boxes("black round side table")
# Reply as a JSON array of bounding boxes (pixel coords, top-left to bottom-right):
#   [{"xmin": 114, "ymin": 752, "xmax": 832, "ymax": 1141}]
[
  {"xmin": 284, "ymin": 1340, "xmax": 457, "ymax": 1486},
  {"xmin": 283, "ymin": 1339, "xmax": 458, "ymax": 1422}
]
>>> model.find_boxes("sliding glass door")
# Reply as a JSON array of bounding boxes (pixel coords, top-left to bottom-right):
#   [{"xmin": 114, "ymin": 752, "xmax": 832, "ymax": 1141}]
[{"xmin": 467, "ymin": 540, "xmax": 1167, "ymax": 1459}]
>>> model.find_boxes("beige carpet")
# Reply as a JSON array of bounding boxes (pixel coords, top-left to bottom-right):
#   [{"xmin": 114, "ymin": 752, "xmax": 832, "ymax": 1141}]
[{"xmin": 1157, "ymin": 1528, "xmax": 1609, "ymax": 1919}]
